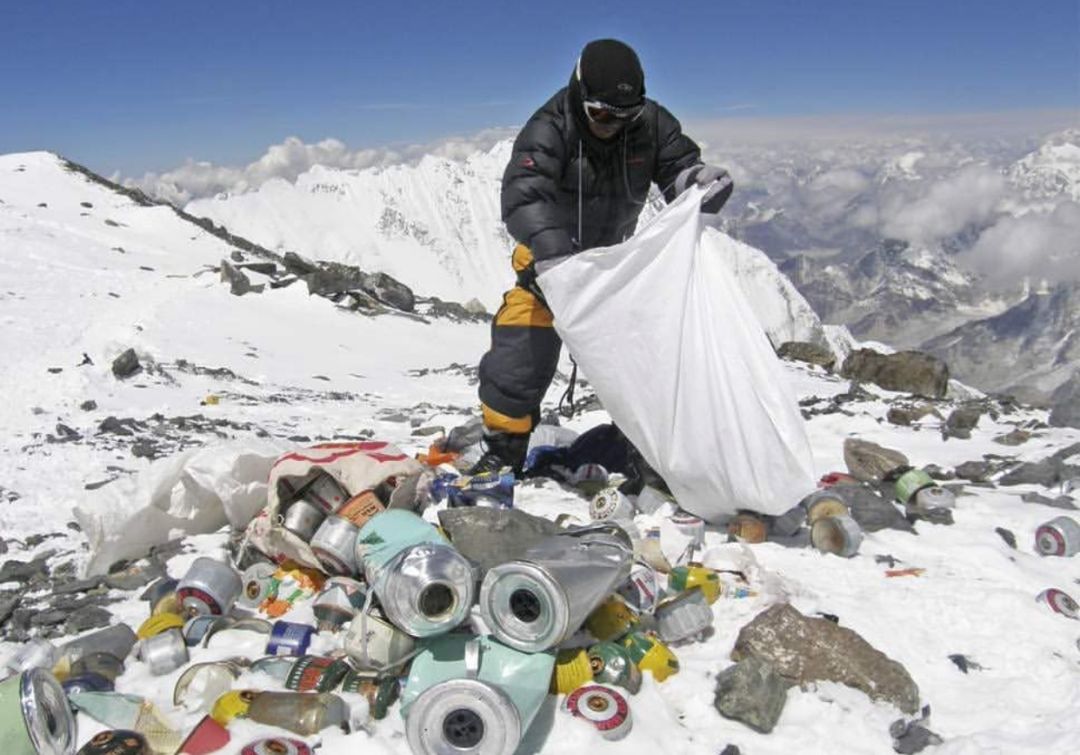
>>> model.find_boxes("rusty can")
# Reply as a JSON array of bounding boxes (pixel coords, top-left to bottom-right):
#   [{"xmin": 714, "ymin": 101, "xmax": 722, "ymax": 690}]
[
  {"xmin": 335, "ymin": 490, "xmax": 385, "ymax": 528},
  {"xmin": 310, "ymin": 516, "xmax": 360, "ymax": 576},
  {"xmin": 177, "ymin": 557, "xmax": 243, "ymax": 617},
  {"xmin": 727, "ymin": 513, "xmax": 767, "ymax": 544},
  {"xmin": 240, "ymin": 738, "xmax": 313, "ymax": 755},
  {"xmin": 285, "ymin": 655, "xmax": 351, "ymax": 693},
  {"xmin": 139, "ymin": 628, "xmax": 189, "ymax": 675},
  {"xmin": 1035, "ymin": 516, "xmax": 1080, "ymax": 557},
  {"xmin": 810, "ymin": 514, "xmax": 864, "ymax": 558},
  {"xmin": 564, "ymin": 684, "xmax": 632, "ymax": 741},
  {"xmin": 281, "ymin": 498, "xmax": 327, "ymax": 542},
  {"xmin": 1036, "ymin": 588, "xmax": 1079, "ymax": 619}
]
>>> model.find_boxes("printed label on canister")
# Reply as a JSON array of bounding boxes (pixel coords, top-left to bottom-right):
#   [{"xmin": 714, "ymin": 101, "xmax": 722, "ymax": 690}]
[
  {"xmin": 76, "ymin": 729, "xmax": 149, "ymax": 755},
  {"xmin": 266, "ymin": 622, "xmax": 314, "ymax": 657},
  {"xmin": 240, "ymin": 739, "xmax": 313, "ymax": 755},
  {"xmin": 564, "ymin": 684, "xmax": 632, "ymax": 741},
  {"xmin": 177, "ymin": 586, "xmax": 223, "ymax": 616},
  {"xmin": 1036, "ymin": 588, "xmax": 1080, "ymax": 619},
  {"xmin": 337, "ymin": 491, "xmax": 385, "ymax": 527},
  {"xmin": 340, "ymin": 672, "xmax": 399, "ymax": 719},
  {"xmin": 285, "ymin": 656, "xmax": 350, "ymax": 693}
]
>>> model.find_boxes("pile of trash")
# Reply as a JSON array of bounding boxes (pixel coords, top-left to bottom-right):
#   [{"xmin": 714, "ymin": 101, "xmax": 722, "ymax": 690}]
[{"xmin": 3, "ymin": 422, "xmax": 1078, "ymax": 755}]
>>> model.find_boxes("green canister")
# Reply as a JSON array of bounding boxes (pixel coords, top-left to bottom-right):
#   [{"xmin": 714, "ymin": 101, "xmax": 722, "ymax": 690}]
[
  {"xmin": 587, "ymin": 642, "xmax": 642, "ymax": 694},
  {"xmin": 894, "ymin": 469, "xmax": 934, "ymax": 505},
  {"xmin": 0, "ymin": 668, "xmax": 77, "ymax": 755}
]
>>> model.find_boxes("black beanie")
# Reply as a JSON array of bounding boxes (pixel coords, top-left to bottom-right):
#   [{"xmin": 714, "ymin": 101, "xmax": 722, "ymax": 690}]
[{"xmin": 576, "ymin": 39, "xmax": 645, "ymax": 107}]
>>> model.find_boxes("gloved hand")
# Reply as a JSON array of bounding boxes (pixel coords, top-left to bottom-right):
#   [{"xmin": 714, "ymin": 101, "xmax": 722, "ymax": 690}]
[{"xmin": 675, "ymin": 163, "xmax": 734, "ymax": 214}]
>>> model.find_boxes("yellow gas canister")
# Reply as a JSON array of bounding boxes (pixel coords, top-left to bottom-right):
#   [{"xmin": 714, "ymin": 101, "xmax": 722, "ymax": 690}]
[
  {"xmin": 667, "ymin": 563, "xmax": 721, "ymax": 604},
  {"xmin": 621, "ymin": 631, "xmax": 679, "ymax": 682},
  {"xmin": 585, "ymin": 596, "xmax": 640, "ymax": 642},
  {"xmin": 137, "ymin": 613, "xmax": 186, "ymax": 640},
  {"xmin": 210, "ymin": 689, "xmax": 259, "ymax": 725},
  {"xmin": 550, "ymin": 648, "xmax": 594, "ymax": 694}
]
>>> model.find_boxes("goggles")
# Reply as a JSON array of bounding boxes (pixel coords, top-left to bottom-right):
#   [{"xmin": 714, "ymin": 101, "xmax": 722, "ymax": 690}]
[{"xmin": 583, "ymin": 98, "xmax": 645, "ymax": 125}]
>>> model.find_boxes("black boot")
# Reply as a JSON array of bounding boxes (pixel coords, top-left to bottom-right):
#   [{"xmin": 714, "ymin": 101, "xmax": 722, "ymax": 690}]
[{"xmin": 468, "ymin": 432, "xmax": 530, "ymax": 476}]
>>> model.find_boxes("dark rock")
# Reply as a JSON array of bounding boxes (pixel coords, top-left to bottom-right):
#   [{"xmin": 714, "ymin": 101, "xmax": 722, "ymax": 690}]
[
  {"xmin": 282, "ymin": 251, "xmax": 320, "ymax": 276},
  {"xmin": 111, "ymin": 348, "xmax": 141, "ymax": 379},
  {"xmin": 237, "ymin": 261, "xmax": 279, "ymax": 276},
  {"xmin": 777, "ymin": 341, "xmax": 836, "ymax": 371},
  {"xmin": 994, "ymin": 527, "xmax": 1017, "ymax": 549},
  {"xmin": 923, "ymin": 464, "xmax": 955, "ymax": 481},
  {"xmin": 52, "ymin": 576, "xmax": 105, "ymax": 595},
  {"xmin": 835, "ymin": 381, "xmax": 876, "ymax": 404},
  {"xmin": 84, "ymin": 478, "xmax": 118, "ymax": 491},
  {"xmin": 843, "ymin": 438, "xmax": 909, "ymax": 483},
  {"xmin": 47, "ymin": 367, "xmax": 63, "ymax": 374},
  {"xmin": 54, "ymin": 423, "xmax": 81, "ymax": 441},
  {"xmin": 992, "ymin": 428, "xmax": 1031, "ymax": 446},
  {"xmin": 893, "ymin": 723, "xmax": 943, "ymax": 754},
  {"xmin": 230, "ymin": 250, "xmax": 245, "ymax": 262},
  {"xmin": 831, "ymin": 484, "xmax": 914, "ymax": 533},
  {"xmin": 80, "ymin": 400, "xmax": 98, "ymax": 412},
  {"xmin": 841, "ymin": 349, "xmax": 949, "ymax": 398},
  {"xmin": 0, "ymin": 557, "xmax": 50, "ymax": 584},
  {"xmin": 906, "ymin": 506, "xmax": 954, "ymax": 526},
  {"xmin": 30, "ymin": 609, "xmax": 69, "ymax": 627},
  {"xmin": 426, "ymin": 297, "xmax": 490, "ymax": 323},
  {"xmin": 220, "ymin": 259, "xmax": 264, "ymax": 296},
  {"xmin": 1048, "ymin": 371, "xmax": 1080, "ymax": 429},
  {"xmin": 0, "ymin": 592, "xmax": 21, "ymax": 626},
  {"xmin": 379, "ymin": 412, "xmax": 409, "ymax": 423},
  {"xmin": 954, "ymin": 461, "xmax": 992, "ymax": 482},
  {"xmin": 732, "ymin": 603, "xmax": 920, "ymax": 714},
  {"xmin": 713, "ymin": 656, "xmax": 789, "ymax": 734},
  {"xmin": 1020, "ymin": 491, "xmax": 1078, "ymax": 510},
  {"xmin": 719, "ymin": 747, "xmax": 741, "ymax": 755},
  {"xmin": 999, "ymin": 454, "xmax": 1080, "ymax": 488},
  {"xmin": 0, "ymin": 485, "xmax": 19, "ymax": 503},
  {"xmin": 411, "ymin": 425, "xmax": 445, "ymax": 437},
  {"xmin": 364, "ymin": 271, "xmax": 415, "ymax": 312},
  {"xmin": 105, "ymin": 559, "xmax": 165, "ymax": 591},
  {"xmin": 438, "ymin": 508, "xmax": 563, "ymax": 575},
  {"xmin": 942, "ymin": 404, "xmax": 983, "ymax": 440},
  {"xmin": 65, "ymin": 606, "xmax": 113, "ymax": 633},
  {"xmin": 131, "ymin": 440, "xmax": 162, "ymax": 459}
]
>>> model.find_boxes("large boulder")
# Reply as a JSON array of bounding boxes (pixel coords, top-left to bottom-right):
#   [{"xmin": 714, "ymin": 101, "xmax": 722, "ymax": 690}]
[
  {"xmin": 777, "ymin": 341, "xmax": 836, "ymax": 372},
  {"xmin": 843, "ymin": 438, "xmax": 909, "ymax": 483},
  {"xmin": 841, "ymin": 349, "xmax": 949, "ymax": 398},
  {"xmin": 732, "ymin": 603, "xmax": 920, "ymax": 714},
  {"xmin": 713, "ymin": 656, "xmax": 789, "ymax": 733},
  {"xmin": 1049, "ymin": 371, "xmax": 1080, "ymax": 429}
]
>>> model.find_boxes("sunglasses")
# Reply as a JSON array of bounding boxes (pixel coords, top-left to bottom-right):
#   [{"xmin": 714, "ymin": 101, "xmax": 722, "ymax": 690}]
[{"xmin": 583, "ymin": 98, "xmax": 645, "ymax": 125}]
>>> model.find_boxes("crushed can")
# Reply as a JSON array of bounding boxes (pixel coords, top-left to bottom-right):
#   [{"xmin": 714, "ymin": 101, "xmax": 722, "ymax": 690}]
[
  {"xmin": 237, "ymin": 562, "xmax": 278, "ymax": 610},
  {"xmin": 810, "ymin": 514, "xmax": 864, "ymax": 558},
  {"xmin": 480, "ymin": 527, "xmax": 634, "ymax": 653},
  {"xmin": 285, "ymin": 656, "xmax": 351, "ymax": 693},
  {"xmin": 0, "ymin": 668, "xmax": 77, "ymax": 755},
  {"xmin": 894, "ymin": 468, "xmax": 934, "ymax": 505},
  {"xmin": 313, "ymin": 576, "xmax": 368, "ymax": 632},
  {"xmin": 914, "ymin": 486, "xmax": 956, "ymax": 509},
  {"xmin": 177, "ymin": 557, "xmax": 243, "ymax": 617},
  {"xmin": 356, "ymin": 510, "xmax": 475, "ymax": 637},
  {"xmin": 76, "ymin": 730, "xmax": 149, "ymax": 755},
  {"xmin": 335, "ymin": 490, "xmax": 385, "ymax": 528},
  {"xmin": 668, "ymin": 563, "xmax": 721, "ymax": 605},
  {"xmin": 340, "ymin": 671, "xmax": 400, "ymax": 720},
  {"xmin": 402, "ymin": 634, "xmax": 555, "ymax": 755},
  {"xmin": 590, "ymin": 487, "xmax": 636, "ymax": 522},
  {"xmin": 587, "ymin": 642, "xmax": 642, "ymax": 694},
  {"xmin": 343, "ymin": 611, "xmax": 418, "ymax": 672},
  {"xmin": 174, "ymin": 715, "xmax": 230, "ymax": 755},
  {"xmin": 1036, "ymin": 588, "xmax": 1079, "ymax": 619},
  {"xmin": 309, "ymin": 516, "xmax": 360, "ymax": 576},
  {"xmin": 3, "ymin": 638, "xmax": 59, "ymax": 676},
  {"xmin": 550, "ymin": 648, "xmax": 593, "ymax": 694},
  {"xmin": 654, "ymin": 588, "xmax": 713, "ymax": 645},
  {"xmin": 585, "ymin": 595, "xmax": 640, "ymax": 642},
  {"xmin": 240, "ymin": 739, "xmax": 313, "ymax": 755},
  {"xmin": 182, "ymin": 615, "xmax": 223, "ymax": 647},
  {"xmin": 281, "ymin": 498, "xmax": 327, "ymax": 542},
  {"xmin": 621, "ymin": 630, "xmax": 679, "ymax": 682},
  {"xmin": 245, "ymin": 692, "xmax": 350, "ymax": 736},
  {"xmin": 266, "ymin": 621, "xmax": 315, "ymax": 657},
  {"xmin": 617, "ymin": 562, "xmax": 663, "ymax": 613},
  {"xmin": 68, "ymin": 692, "xmax": 181, "ymax": 754},
  {"xmin": 564, "ymin": 684, "xmax": 632, "ymax": 741},
  {"xmin": 138, "ymin": 628, "xmax": 189, "ymax": 675},
  {"xmin": 1035, "ymin": 516, "xmax": 1080, "ymax": 557},
  {"xmin": 173, "ymin": 661, "xmax": 244, "ymax": 712}
]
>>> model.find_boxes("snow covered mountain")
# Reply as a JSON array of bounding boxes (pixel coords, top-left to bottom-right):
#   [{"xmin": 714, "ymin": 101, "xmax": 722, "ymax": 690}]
[{"xmin": 1006, "ymin": 128, "xmax": 1080, "ymax": 204}]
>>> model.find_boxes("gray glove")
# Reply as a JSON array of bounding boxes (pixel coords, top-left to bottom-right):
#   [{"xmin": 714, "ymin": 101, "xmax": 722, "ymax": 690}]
[{"xmin": 674, "ymin": 163, "xmax": 734, "ymax": 214}]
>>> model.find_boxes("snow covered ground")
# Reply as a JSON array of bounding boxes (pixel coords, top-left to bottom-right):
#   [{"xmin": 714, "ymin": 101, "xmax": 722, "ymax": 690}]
[{"xmin": 2, "ymin": 151, "xmax": 1079, "ymax": 754}]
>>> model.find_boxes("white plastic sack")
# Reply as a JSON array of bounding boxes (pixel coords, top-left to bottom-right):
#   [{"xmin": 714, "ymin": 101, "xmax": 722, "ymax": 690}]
[
  {"xmin": 537, "ymin": 185, "xmax": 816, "ymax": 521},
  {"xmin": 75, "ymin": 439, "xmax": 290, "ymax": 575}
]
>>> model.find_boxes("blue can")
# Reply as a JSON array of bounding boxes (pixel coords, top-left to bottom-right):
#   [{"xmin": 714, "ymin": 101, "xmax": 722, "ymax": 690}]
[
  {"xmin": 62, "ymin": 672, "xmax": 114, "ymax": 694},
  {"xmin": 266, "ymin": 621, "xmax": 315, "ymax": 657},
  {"xmin": 431, "ymin": 471, "xmax": 515, "ymax": 508}
]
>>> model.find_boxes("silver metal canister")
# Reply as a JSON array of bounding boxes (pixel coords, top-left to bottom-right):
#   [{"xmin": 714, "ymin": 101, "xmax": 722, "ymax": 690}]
[
  {"xmin": 810, "ymin": 514, "xmax": 864, "ymax": 558},
  {"xmin": 1036, "ymin": 588, "xmax": 1079, "ymax": 619},
  {"xmin": 310, "ymin": 516, "xmax": 360, "ymax": 576},
  {"xmin": 177, "ymin": 557, "xmax": 243, "ymax": 616},
  {"xmin": 3, "ymin": 638, "xmax": 59, "ymax": 676},
  {"xmin": 1035, "ymin": 516, "xmax": 1080, "ymax": 557},
  {"xmin": 343, "ymin": 611, "xmax": 418, "ymax": 672},
  {"xmin": 139, "ymin": 628, "xmax": 189, "ymax": 675},
  {"xmin": 59, "ymin": 624, "xmax": 138, "ymax": 665},
  {"xmin": 913, "ymin": 486, "xmax": 956, "ymax": 509},
  {"xmin": 281, "ymin": 498, "xmax": 327, "ymax": 542},
  {"xmin": 479, "ymin": 528, "xmax": 634, "ymax": 653},
  {"xmin": 0, "ymin": 668, "xmax": 76, "ymax": 755},
  {"xmin": 564, "ymin": 683, "xmax": 632, "ymax": 741},
  {"xmin": 237, "ymin": 562, "xmax": 278, "ymax": 610},
  {"xmin": 406, "ymin": 679, "xmax": 520, "ymax": 755},
  {"xmin": 653, "ymin": 588, "xmax": 713, "ymax": 645}
]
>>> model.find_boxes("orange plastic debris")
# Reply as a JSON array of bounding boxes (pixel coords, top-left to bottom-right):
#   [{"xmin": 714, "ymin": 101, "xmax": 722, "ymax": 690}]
[{"xmin": 885, "ymin": 568, "xmax": 926, "ymax": 578}]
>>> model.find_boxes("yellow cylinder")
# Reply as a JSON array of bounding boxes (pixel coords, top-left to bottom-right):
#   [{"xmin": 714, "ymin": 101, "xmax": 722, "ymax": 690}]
[
  {"xmin": 137, "ymin": 613, "xmax": 186, "ymax": 640},
  {"xmin": 550, "ymin": 648, "xmax": 594, "ymax": 694}
]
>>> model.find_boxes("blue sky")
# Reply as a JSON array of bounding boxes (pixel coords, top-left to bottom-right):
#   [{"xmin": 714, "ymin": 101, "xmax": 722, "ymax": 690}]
[{"xmin": 1, "ymin": 0, "xmax": 1076, "ymax": 176}]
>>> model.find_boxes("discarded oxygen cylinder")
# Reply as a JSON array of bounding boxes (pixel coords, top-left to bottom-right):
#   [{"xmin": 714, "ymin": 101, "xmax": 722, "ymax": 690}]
[
  {"xmin": 288, "ymin": 470, "xmax": 350, "ymax": 515},
  {"xmin": 313, "ymin": 577, "xmax": 367, "ymax": 631},
  {"xmin": 894, "ymin": 468, "xmax": 935, "ymax": 505},
  {"xmin": 309, "ymin": 516, "xmax": 360, "ymax": 576},
  {"xmin": 176, "ymin": 557, "xmax": 243, "ymax": 616},
  {"xmin": 76, "ymin": 730, "xmax": 149, "ymax": 755},
  {"xmin": 913, "ymin": 486, "xmax": 955, "ymax": 509},
  {"xmin": 59, "ymin": 624, "xmax": 138, "ymax": 666},
  {"xmin": 402, "ymin": 634, "xmax": 555, "ymax": 755},
  {"xmin": 245, "ymin": 692, "xmax": 351, "ymax": 736},
  {"xmin": 281, "ymin": 498, "xmax": 326, "ymax": 542},
  {"xmin": 138, "ymin": 629, "xmax": 189, "ymax": 676},
  {"xmin": 801, "ymin": 489, "xmax": 850, "ymax": 524},
  {"xmin": 654, "ymin": 588, "xmax": 713, "ymax": 644},
  {"xmin": 768, "ymin": 505, "xmax": 806, "ymax": 538},
  {"xmin": 0, "ymin": 668, "xmax": 76, "ymax": 755},
  {"xmin": 355, "ymin": 510, "xmax": 475, "ymax": 637},
  {"xmin": 480, "ymin": 527, "xmax": 634, "ymax": 652},
  {"xmin": 1036, "ymin": 588, "xmax": 1079, "ymax": 619},
  {"xmin": 587, "ymin": 642, "xmax": 642, "ymax": 694},
  {"xmin": 585, "ymin": 595, "xmax": 640, "ymax": 642},
  {"xmin": 1035, "ymin": 516, "xmax": 1080, "ymax": 557},
  {"xmin": 810, "ymin": 514, "xmax": 864, "ymax": 557},
  {"xmin": 564, "ymin": 684, "xmax": 632, "ymax": 741}
]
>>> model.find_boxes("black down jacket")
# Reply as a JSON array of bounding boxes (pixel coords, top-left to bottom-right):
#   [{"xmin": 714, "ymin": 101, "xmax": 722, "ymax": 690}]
[{"xmin": 501, "ymin": 77, "xmax": 702, "ymax": 263}]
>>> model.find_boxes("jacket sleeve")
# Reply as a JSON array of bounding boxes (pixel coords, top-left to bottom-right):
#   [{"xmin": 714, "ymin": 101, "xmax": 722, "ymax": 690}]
[
  {"xmin": 501, "ymin": 112, "xmax": 573, "ymax": 262},
  {"xmin": 653, "ymin": 105, "xmax": 703, "ymax": 203}
]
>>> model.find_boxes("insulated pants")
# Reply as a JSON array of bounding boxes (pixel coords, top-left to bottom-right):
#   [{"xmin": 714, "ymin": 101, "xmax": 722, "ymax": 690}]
[{"xmin": 477, "ymin": 245, "xmax": 562, "ymax": 434}]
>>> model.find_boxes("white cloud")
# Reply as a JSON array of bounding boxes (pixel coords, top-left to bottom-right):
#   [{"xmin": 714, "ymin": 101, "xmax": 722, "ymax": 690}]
[
  {"xmin": 962, "ymin": 201, "xmax": 1080, "ymax": 286},
  {"xmin": 880, "ymin": 164, "xmax": 1007, "ymax": 243}
]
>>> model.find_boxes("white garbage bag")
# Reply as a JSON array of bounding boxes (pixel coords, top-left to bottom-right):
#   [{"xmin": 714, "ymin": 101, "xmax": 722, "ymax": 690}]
[{"xmin": 537, "ymin": 185, "xmax": 816, "ymax": 521}]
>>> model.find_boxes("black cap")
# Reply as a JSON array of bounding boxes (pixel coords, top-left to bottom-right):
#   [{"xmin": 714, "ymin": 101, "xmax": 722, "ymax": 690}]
[{"xmin": 576, "ymin": 39, "xmax": 645, "ymax": 107}]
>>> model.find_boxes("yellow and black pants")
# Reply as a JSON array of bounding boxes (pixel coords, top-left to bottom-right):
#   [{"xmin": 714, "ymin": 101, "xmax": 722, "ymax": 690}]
[{"xmin": 477, "ymin": 245, "xmax": 562, "ymax": 434}]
